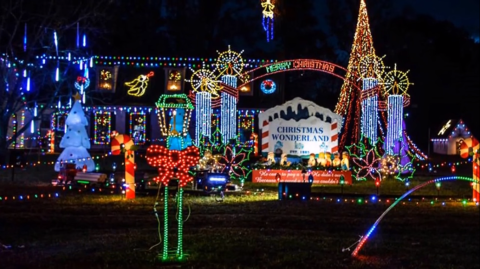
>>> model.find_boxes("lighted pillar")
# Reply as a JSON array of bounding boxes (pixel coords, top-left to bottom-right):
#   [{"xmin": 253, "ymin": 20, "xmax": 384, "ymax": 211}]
[
  {"xmin": 361, "ymin": 78, "xmax": 378, "ymax": 142},
  {"xmin": 221, "ymin": 92, "xmax": 237, "ymax": 144},
  {"xmin": 386, "ymin": 95, "xmax": 403, "ymax": 155},
  {"xmin": 220, "ymin": 75, "xmax": 237, "ymax": 144},
  {"xmin": 195, "ymin": 92, "xmax": 212, "ymax": 146}
]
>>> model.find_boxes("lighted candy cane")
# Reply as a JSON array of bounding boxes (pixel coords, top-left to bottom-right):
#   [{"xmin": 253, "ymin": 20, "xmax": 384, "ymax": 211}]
[
  {"xmin": 460, "ymin": 138, "xmax": 479, "ymax": 201},
  {"xmin": 111, "ymin": 133, "xmax": 136, "ymax": 199}
]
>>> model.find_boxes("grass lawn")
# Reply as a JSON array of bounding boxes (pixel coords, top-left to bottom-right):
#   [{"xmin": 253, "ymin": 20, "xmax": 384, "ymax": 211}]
[{"xmin": 1, "ymin": 180, "xmax": 479, "ymax": 269}]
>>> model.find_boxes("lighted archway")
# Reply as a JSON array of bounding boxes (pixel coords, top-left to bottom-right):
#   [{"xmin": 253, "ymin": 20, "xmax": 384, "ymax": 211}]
[
  {"xmin": 351, "ymin": 176, "xmax": 479, "ymax": 257},
  {"xmin": 238, "ymin": 59, "xmax": 361, "ymax": 92}
]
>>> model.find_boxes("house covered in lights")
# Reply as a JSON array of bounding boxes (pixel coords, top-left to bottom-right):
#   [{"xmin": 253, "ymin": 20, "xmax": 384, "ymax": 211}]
[
  {"xmin": 431, "ymin": 119, "xmax": 476, "ymax": 155},
  {"xmin": 8, "ymin": 55, "xmax": 285, "ymax": 152}
]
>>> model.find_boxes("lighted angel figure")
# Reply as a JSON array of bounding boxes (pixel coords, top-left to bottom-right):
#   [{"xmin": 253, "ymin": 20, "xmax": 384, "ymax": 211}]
[
  {"xmin": 352, "ymin": 149, "xmax": 382, "ymax": 181},
  {"xmin": 307, "ymin": 153, "xmax": 317, "ymax": 167},
  {"xmin": 125, "ymin": 71, "xmax": 154, "ymax": 97}
]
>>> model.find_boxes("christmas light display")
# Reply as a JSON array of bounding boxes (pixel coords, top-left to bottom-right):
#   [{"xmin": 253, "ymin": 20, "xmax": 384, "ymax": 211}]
[
  {"xmin": 146, "ymin": 145, "xmax": 199, "ymax": 261},
  {"xmin": 219, "ymin": 145, "xmax": 253, "ymax": 186},
  {"xmin": 335, "ymin": 0, "xmax": 377, "ymax": 148},
  {"xmin": 460, "ymin": 138, "xmax": 480, "ymax": 201},
  {"xmin": 261, "ymin": 0, "xmax": 275, "ymax": 42},
  {"xmin": 111, "ymin": 133, "xmax": 136, "ymax": 199},
  {"xmin": 346, "ymin": 136, "xmax": 384, "ymax": 181},
  {"xmin": 350, "ymin": 176, "xmax": 479, "ymax": 257},
  {"xmin": 260, "ymin": 79, "xmax": 276, "ymax": 94},
  {"xmin": 215, "ymin": 45, "xmax": 245, "ymax": 80},
  {"xmin": 155, "ymin": 94, "xmax": 194, "ymax": 136},
  {"xmin": 220, "ymin": 92, "xmax": 237, "ymax": 144},
  {"xmin": 383, "ymin": 64, "xmax": 412, "ymax": 155},
  {"xmin": 238, "ymin": 114, "xmax": 255, "ymax": 147},
  {"xmin": 216, "ymin": 46, "xmax": 243, "ymax": 144},
  {"xmin": 125, "ymin": 71, "xmax": 154, "ymax": 97},
  {"xmin": 195, "ymin": 92, "xmax": 212, "ymax": 146},
  {"xmin": 188, "ymin": 65, "xmax": 222, "ymax": 98},
  {"xmin": 359, "ymin": 54, "xmax": 385, "ymax": 142},
  {"xmin": 54, "ymin": 94, "xmax": 95, "ymax": 172},
  {"xmin": 93, "ymin": 111, "xmax": 111, "ymax": 145},
  {"xmin": 129, "ymin": 112, "xmax": 146, "ymax": 145}
]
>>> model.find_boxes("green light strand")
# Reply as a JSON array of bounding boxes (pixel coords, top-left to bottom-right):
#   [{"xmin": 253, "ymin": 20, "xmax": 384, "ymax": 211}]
[
  {"xmin": 162, "ymin": 184, "xmax": 169, "ymax": 260},
  {"xmin": 176, "ymin": 187, "xmax": 184, "ymax": 259}
]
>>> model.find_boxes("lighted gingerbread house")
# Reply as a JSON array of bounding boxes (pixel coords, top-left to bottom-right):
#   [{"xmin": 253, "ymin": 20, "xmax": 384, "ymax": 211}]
[{"xmin": 431, "ymin": 119, "xmax": 476, "ymax": 156}]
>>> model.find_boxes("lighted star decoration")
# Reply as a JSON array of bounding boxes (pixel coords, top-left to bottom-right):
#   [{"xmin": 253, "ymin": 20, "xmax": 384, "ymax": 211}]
[
  {"xmin": 261, "ymin": 0, "xmax": 275, "ymax": 42},
  {"xmin": 220, "ymin": 145, "xmax": 253, "ymax": 182},
  {"xmin": 187, "ymin": 64, "xmax": 223, "ymax": 99}
]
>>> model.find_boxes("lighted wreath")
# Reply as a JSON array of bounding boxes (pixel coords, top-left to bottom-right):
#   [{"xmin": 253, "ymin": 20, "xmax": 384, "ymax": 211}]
[{"xmin": 146, "ymin": 145, "xmax": 200, "ymax": 187}]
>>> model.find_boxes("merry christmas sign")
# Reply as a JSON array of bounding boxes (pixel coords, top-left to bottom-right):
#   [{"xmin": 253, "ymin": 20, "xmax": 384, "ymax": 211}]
[{"xmin": 259, "ymin": 98, "xmax": 342, "ymax": 156}]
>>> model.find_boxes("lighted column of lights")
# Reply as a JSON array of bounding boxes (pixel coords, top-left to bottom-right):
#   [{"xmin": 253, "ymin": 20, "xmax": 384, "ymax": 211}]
[
  {"xmin": 195, "ymin": 92, "xmax": 212, "ymax": 146},
  {"xmin": 361, "ymin": 78, "xmax": 378, "ymax": 142},
  {"xmin": 93, "ymin": 111, "xmax": 112, "ymax": 145},
  {"xmin": 129, "ymin": 111, "xmax": 146, "ymax": 145},
  {"xmin": 386, "ymin": 95, "xmax": 403, "ymax": 155},
  {"xmin": 221, "ymin": 92, "xmax": 237, "ymax": 144},
  {"xmin": 221, "ymin": 75, "xmax": 237, "ymax": 88}
]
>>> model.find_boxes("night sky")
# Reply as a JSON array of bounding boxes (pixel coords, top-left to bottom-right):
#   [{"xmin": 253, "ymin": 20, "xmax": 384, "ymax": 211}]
[{"xmin": 399, "ymin": 0, "xmax": 479, "ymax": 36}]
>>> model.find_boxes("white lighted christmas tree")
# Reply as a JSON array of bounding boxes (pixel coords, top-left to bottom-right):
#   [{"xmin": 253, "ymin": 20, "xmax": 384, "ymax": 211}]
[{"xmin": 54, "ymin": 93, "xmax": 95, "ymax": 172}]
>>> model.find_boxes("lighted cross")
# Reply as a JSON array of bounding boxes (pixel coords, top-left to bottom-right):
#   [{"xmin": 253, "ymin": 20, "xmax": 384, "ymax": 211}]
[{"xmin": 262, "ymin": 0, "xmax": 275, "ymax": 19}]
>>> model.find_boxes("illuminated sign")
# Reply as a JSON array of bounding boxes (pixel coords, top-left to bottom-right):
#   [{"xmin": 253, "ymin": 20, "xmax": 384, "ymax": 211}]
[
  {"xmin": 438, "ymin": 120, "xmax": 452, "ymax": 136},
  {"xmin": 265, "ymin": 60, "xmax": 336, "ymax": 74}
]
